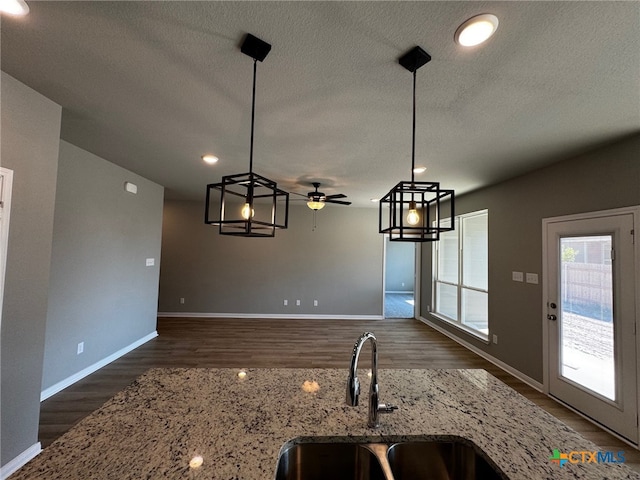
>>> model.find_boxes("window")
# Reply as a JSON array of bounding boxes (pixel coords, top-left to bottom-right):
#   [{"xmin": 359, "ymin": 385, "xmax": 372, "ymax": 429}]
[{"xmin": 432, "ymin": 210, "xmax": 488, "ymax": 338}]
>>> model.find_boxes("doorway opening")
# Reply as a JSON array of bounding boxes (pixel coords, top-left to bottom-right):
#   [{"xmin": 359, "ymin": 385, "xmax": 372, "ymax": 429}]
[
  {"xmin": 384, "ymin": 237, "xmax": 417, "ymax": 318},
  {"xmin": 0, "ymin": 167, "xmax": 14, "ymax": 328}
]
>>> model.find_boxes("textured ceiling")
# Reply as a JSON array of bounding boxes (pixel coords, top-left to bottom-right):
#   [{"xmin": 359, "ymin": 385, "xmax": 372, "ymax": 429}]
[{"xmin": 2, "ymin": 1, "xmax": 639, "ymax": 206}]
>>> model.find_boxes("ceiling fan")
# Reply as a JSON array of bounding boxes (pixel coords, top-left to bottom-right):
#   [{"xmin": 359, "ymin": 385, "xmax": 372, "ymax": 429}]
[{"xmin": 297, "ymin": 182, "xmax": 352, "ymax": 210}]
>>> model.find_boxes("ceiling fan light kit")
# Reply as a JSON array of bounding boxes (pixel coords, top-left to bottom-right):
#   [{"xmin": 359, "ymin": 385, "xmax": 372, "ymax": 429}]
[
  {"xmin": 304, "ymin": 182, "xmax": 351, "ymax": 211},
  {"xmin": 307, "ymin": 200, "xmax": 326, "ymax": 211},
  {"xmin": 379, "ymin": 46, "xmax": 455, "ymax": 242},
  {"xmin": 205, "ymin": 33, "xmax": 289, "ymax": 237}
]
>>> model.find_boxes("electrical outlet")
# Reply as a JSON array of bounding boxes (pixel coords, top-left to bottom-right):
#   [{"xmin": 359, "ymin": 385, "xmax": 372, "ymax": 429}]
[
  {"xmin": 313, "ymin": 300, "xmax": 318, "ymax": 307},
  {"xmin": 145, "ymin": 258, "xmax": 155, "ymax": 267},
  {"xmin": 77, "ymin": 342, "xmax": 84, "ymax": 355},
  {"xmin": 296, "ymin": 299, "xmax": 301, "ymax": 306},
  {"xmin": 180, "ymin": 297, "xmax": 185, "ymax": 304},
  {"xmin": 283, "ymin": 299, "xmax": 288, "ymax": 306},
  {"xmin": 492, "ymin": 334, "xmax": 498, "ymax": 345},
  {"xmin": 512, "ymin": 271, "xmax": 524, "ymax": 282}
]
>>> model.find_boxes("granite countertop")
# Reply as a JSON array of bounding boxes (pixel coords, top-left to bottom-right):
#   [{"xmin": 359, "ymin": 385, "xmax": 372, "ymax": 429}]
[{"xmin": 10, "ymin": 368, "xmax": 640, "ymax": 479}]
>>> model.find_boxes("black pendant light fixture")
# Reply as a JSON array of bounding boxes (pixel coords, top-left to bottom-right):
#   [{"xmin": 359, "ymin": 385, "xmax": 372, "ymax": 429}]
[
  {"xmin": 379, "ymin": 46, "xmax": 454, "ymax": 242},
  {"xmin": 205, "ymin": 34, "xmax": 289, "ymax": 237}
]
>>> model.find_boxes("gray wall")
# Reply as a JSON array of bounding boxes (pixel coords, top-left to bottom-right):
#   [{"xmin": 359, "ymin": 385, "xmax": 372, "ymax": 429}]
[
  {"xmin": 159, "ymin": 201, "xmax": 384, "ymax": 316},
  {"xmin": 0, "ymin": 73, "xmax": 61, "ymax": 466},
  {"xmin": 421, "ymin": 133, "xmax": 640, "ymax": 382},
  {"xmin": 41, "ymin": 141, "xmax": 164, "ymax": 391},
  {"xmin": 385, "ymin": 239, "xmax": 415, "ymax": 292}
]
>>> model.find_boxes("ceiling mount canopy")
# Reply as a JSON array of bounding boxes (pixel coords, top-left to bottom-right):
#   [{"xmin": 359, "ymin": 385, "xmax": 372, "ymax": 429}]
[
  {"xmin": 205, "ymin": 33, "xmax": 289, "ymax": 237},
  {"xmin": 379, "ymin": 46, "xmax": 454, "ymax": 242}
]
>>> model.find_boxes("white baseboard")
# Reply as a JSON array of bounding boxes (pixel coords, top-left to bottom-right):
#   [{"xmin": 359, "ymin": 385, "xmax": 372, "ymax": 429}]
[
  {"xmin": 40, "ymin": 331, "xmax": 158, "ymax": 401},
  {"xmin": 0, "ymin": 442, "xmax": 41, "ymax": 479},
  {"xmin": 157, "ymin": 312, "xmax": 384, "ymax": 320},
  {"xmin": 418, "ymin": 316, "xmax": 544, "ymax": 392}
]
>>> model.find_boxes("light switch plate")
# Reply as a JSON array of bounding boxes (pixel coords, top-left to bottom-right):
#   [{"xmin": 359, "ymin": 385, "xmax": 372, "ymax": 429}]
[
  {"xmin": 526, "ymin": 273, "xmax": 539, "ymax": 284},
  {"xmin": 146, "ymin": 258, "xmax": 155, "ymax": 267},
  {"xmin": 512, "ymin": 271, "xmax": 524, "ymax": 282}
]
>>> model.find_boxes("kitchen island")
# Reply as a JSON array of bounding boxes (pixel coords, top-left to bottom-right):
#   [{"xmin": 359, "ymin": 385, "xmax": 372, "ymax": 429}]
[{"xmin": 10, "ymin": 368, "xmax": 640, "ymax": 479}]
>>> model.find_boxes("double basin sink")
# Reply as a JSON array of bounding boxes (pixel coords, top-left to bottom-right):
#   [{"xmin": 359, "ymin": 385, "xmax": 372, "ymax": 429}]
[{"xmin": 275, "ymin": 437, "xmax": 507, "ymax": 480}]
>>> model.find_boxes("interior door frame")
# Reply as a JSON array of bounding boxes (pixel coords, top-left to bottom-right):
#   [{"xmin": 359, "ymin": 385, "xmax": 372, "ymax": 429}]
[
  {"xmin": 414, "ymin": 243, "xmax": 421, "ymax": 318},
  {"xmin": 542, "ymin": 205, "xmax": 640, "ymax": 444}
]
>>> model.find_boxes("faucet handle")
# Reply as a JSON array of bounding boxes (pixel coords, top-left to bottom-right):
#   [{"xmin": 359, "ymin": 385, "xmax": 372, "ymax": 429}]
[
  {"xmin": 346, "ymin": 375, "xmax": 360, "ymax": 406},
  {"xmin": 378, "ymin": 403, "xmax": 398, "ymax": 414}
]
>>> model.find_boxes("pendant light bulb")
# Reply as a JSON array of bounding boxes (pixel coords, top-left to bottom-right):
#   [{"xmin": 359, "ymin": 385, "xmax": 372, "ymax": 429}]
[
  {"xmin": 407, "ymin": 201, "xmax": 420, "ymax": 226},
  {"xmin": 241, "ymin": 202, "xmax": 254, "ymax": 220}
]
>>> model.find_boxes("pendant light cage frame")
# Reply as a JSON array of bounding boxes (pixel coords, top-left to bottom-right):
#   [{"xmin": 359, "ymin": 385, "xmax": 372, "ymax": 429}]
[
  {"xmin": 379, "ymin": 181, "xmax": 454, "ymax": 242},
  {"xmin": 379, "ymin": 46, "xmax": 455, "ymax": 242},
  {"xmin": 205, "ymin": 172, "xmax": 289, "ymax": 237},
  {"xmin": 204, "ymin": 33, "xmax": 289, "ymax": 238}
]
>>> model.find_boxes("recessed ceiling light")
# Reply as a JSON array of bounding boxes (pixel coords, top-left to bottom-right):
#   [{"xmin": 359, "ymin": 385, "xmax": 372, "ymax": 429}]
[
  {"xmin": 370, "ymin": 198, "xmax": 379, "ymax": 203},
  {"xmin": 455, "ymin": 14, "xmax": 499, "ymax": 47},
  {"xmin": 201, "ymin": 154, "xmax": 219, "ymax": 165},
  {"xmin": 0, "ymin": 0, "xmax": 29, "ymax": 16},
  {"xmin": 413, "ymin": 166, "xmax": 427, "ymax": 174}
]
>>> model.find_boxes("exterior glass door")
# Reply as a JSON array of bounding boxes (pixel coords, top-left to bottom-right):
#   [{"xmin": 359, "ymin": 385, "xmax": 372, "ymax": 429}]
[{"xmin": 545, "ymin": 213, "xmax": 637, "ymax": 443}]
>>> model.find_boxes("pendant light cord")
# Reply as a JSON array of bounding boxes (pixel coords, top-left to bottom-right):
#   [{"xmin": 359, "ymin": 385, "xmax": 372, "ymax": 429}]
[
  {"xmin": 411, "ymin": 69, "xmax": 416, "ymax": 185},
  {"xmin": 249, "ymin": 58, "xmax": 257, "ymax": 174}
]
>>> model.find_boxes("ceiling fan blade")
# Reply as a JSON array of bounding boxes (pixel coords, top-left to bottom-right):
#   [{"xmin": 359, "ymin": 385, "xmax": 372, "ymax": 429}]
[
  {"xmin": 325, "ymin": 199, "xmax": 352, "ymax": 205},
  {"xmin": 325, "ymin": 193, "xmax": 347, "ymax": 200},
  {"xmin": 290, "ymin": 191, "xmax": 309, "ymax": 198}
]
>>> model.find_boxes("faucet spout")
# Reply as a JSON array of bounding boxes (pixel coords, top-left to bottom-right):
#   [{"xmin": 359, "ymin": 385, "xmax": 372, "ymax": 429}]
[{"xmin": 346, "ymin": 332, "xmax": 397, "ymax": 428}]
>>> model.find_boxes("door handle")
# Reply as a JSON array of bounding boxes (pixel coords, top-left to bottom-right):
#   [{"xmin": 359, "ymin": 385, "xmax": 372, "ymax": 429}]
[{"xmin": 547, "ymin": 314, "xmax": 557, "ymax": 321}]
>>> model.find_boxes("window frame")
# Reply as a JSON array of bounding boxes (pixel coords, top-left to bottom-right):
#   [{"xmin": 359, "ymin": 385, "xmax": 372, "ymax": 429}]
[{"xmin": 432, "ymin": 209, "xmax": 489, "ymax": 341}]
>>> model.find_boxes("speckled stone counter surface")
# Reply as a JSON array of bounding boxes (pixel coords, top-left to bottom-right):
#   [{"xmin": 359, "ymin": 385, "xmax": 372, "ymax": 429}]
[{"xmin": 11, "ymin": 368, "xmax": 640, "ymax": 479}]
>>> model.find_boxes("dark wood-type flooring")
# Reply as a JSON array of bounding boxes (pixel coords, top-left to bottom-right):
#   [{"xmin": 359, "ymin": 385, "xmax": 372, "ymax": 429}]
[{"xmin": 39, "ymin": 317, "xmax": 640, "ymax": 472}]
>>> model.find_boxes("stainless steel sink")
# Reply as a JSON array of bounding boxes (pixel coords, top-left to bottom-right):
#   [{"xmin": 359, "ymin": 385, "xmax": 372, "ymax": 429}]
[
  {"xmin": 387, "ymin": 441, "xmax": 503, "ymax": 480},
  {"xmin": 274, "ymin": 442, "xmax": 387, "ymax": 480},
  {"xmin": 275, "ymin": 438, "xmax": 506, "ymax": 480}
]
